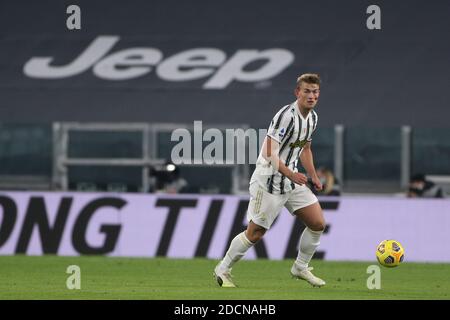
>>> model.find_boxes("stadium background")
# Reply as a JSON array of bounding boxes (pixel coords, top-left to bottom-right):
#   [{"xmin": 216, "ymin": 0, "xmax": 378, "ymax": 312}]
[{"xmin": 0, "ymin": 0, "xmax": 450, "ymax": 300}]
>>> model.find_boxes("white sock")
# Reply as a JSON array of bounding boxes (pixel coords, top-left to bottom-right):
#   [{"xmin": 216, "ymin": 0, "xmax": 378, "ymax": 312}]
[
  {"xmin": 295, "ymin": 228, "xmax": 323, "ymax": 269},
  {"xmin": 220, "ymin": 231, "xmax": 254, "ymax": 270}
]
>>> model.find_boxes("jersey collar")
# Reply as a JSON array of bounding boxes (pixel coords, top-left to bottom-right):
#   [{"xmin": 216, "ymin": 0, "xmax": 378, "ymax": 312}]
[{"xmin": 294, "ymin": 100, "xmax": 311, "ymax": 121}]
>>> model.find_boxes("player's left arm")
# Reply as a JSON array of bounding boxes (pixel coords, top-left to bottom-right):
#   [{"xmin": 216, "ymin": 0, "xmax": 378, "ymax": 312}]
[{"xmin": 300, "ymin": 141, "xmax": 323, "ymax": 191}]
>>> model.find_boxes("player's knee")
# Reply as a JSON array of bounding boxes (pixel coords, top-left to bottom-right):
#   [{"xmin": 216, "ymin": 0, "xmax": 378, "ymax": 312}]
[
  {"xmin": 246, "ymin": 229, "xmax": 266, "ymax": 243},
  {"xmin": 251, "ymin": 231, "xmax": 266, "ymax": 243},
  {"xmin": 246, "ymin": 221, "xmax": 267, "ymax": 243},
  {"xmin": 310, "ymin": 220, "xmax": 326, "ymax": 232}
]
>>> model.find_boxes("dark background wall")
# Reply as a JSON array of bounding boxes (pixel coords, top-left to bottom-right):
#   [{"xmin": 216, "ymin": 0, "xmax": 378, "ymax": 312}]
[{"xmin": 1, "ymin": 0, "xmax": 449, "ymax": 128}]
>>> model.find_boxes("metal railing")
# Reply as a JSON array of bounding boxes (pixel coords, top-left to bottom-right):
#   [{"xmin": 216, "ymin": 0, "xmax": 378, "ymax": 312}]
[
  {"xmin": 0, "ymin": 122, "xmax": 439, "ymax": 194},
  {"xmin": 52, "ymin": 122, "xmax": 252, "ymax": 194}
]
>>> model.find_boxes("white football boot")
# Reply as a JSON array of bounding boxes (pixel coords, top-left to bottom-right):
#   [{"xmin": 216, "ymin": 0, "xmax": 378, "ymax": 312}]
[
  {"xmin": 291, "ymin": 264, "xmax": 326, "ymax": 287},
  {"xmin": 213, "ymin": 263, "xmax": 236, "ymax": 288}
]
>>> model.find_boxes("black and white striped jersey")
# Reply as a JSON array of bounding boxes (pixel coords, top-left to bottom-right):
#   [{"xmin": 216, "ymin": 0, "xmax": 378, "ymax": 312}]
[{"xmin": 251, "ymin": 101, "xmax": 318, "ymax": 194}]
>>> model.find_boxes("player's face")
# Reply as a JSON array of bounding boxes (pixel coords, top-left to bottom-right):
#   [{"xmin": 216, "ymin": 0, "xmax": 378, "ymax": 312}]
[{"xmin": 295, "ymin": 82, "xmax": 320, "ymax": 110}]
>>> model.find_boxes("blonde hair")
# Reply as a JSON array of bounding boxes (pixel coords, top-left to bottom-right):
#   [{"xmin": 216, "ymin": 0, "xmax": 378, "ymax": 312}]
[{"xmin": 296, "ymin": 73, "xmax": 321, "ymax": 88}]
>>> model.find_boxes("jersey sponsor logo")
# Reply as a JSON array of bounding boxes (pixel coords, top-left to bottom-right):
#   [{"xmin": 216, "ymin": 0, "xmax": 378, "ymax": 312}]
[
  {"xmin": 289, "ymin": 139, "xmax": 308, "ymax": 149},
  {"xmin": 278, "ymin": 128, "xmax": 286, "ymax": 139},
  {"xmin": 23, "ymin": 36, "xmax": 295, "ymax": 89}
]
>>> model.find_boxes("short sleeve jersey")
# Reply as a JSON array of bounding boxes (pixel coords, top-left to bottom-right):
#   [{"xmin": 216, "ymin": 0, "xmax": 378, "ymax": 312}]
[{"xmin": 251, "ymin": 101, "xmax": 318, "ymax": 194}]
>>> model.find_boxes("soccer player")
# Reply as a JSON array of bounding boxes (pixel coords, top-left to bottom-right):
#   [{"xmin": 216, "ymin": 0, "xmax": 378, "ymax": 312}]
[{"xmin": 214, "ymin": 73, "xmax": 326, "ymax": 288}]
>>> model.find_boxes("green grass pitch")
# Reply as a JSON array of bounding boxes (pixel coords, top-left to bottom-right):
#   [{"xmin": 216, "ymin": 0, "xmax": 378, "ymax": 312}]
[{"xmin": 0, "ymin": 256, "xmax": 449, "ymax": 300}]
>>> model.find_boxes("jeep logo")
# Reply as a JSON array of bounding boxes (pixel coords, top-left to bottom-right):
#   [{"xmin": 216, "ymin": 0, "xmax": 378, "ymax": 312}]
[{"xmin": 23, "ymin": 36, "xmax": 295, "ymax": 89}]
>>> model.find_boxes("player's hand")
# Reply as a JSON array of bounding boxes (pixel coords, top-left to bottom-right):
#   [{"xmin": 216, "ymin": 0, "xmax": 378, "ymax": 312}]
[
  {"xmin": 311, "ymin": 175, "xmax": 323, "ymax": 191},
  {"xmin": 288, "ymin": 172, "xmax": 308, "ymax": 185}
]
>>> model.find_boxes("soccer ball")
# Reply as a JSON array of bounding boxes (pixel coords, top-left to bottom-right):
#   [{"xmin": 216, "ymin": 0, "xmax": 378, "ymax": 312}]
[{"xmin": 376, "ymin": 240, "xmax": 405, "ymax": 268}]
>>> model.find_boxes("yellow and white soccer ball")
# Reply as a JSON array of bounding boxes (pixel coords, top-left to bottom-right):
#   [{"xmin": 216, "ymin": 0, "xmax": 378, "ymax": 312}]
[{"xmin": 376, "ymin": 240, "xmax": 405, "ymax": 268}]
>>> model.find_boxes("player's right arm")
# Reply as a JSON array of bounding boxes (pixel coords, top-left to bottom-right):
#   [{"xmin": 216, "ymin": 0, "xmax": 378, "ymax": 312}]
[{"xmin": 261, "ymin": 136, "xmax": 308, "ymax": 185}]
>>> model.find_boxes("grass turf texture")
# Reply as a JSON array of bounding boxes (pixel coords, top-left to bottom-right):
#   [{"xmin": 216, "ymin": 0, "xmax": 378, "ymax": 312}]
[{"xmin": 0, "ymin": 256, "xmax": 449, "ymax": 300}]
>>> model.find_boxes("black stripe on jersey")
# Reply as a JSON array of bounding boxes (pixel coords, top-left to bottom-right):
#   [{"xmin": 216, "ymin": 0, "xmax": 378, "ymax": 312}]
[
  {"xmin": 279, "ymin": 106, "xmax": 297, "ymax": 154},
  {"xmin": 291, "ymin": 118, "xmax": 311, "ymax": 190},
  {"xmin": 280, "ymin": 114, "xmax": 302, "ymax": 194},
  {"xmin": 267, "ymin": 174, "xmax": 274, "ymax": 193},
  {"xmin": 273, "ymin": 104, "xmax": 291, "ymax": 129},
  {"xmin": 312, "ymin": 111, "xmax": 317, "ymax": 131},
  {"xmin": 280, "ymin": 117, "xmax": 294, "ymax": 145},
  {"xmin": 278, "ymin": 128, "xmax": 295, "ymax": 194},
  {"xmin": 290, "ymin": 160, "xmax": 297, "ymax": 190},
  {"xmin": 268, "ymin": 112, "xmax": 295, "ymax": 194},
  {"xmin": 305, "ymin": 116, "xmax": 311, "ymax": 143}
]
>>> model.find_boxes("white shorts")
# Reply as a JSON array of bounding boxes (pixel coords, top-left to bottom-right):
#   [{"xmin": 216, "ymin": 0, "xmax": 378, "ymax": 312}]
[{"xmin": 246, "ymin": 181, "xmax": 318, "ymax": 230}]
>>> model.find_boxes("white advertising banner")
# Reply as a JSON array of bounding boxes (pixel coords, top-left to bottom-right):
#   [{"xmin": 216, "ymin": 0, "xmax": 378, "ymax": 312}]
[{"xmin": 0, "ymin": 191, "xmax": 449, "ymax": 262}]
